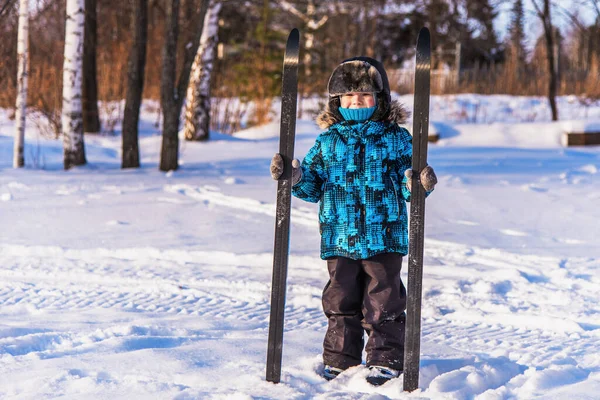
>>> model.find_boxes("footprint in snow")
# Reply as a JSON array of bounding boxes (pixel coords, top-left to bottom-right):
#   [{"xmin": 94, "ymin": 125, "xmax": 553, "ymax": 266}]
[
  {"xmin": 522, "ymin": 184, "xmax": 548, "ymax": 193},
  {"xmin": 578, "ymin": 164, "xmax": 598, "ymax": 174},
  {"xmin": 106, "ymin": 220, "xmax": 129, "ymax": 226},
  {"xmin": 224, "ymin": 177, "xmax": 244, "ymax": 185},
  {"xmin": 453, "ymin": 219, "xmax": 480, "ymax": 226},
  {"xmin": 499, "ymin": 229, "xmax": 528, "ymax": 237}
]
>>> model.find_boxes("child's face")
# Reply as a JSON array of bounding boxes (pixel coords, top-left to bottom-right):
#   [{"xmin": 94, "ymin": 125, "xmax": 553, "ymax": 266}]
[{"xmin": 340, "ymin": 92, "xmax": 376, "ymax": 109}]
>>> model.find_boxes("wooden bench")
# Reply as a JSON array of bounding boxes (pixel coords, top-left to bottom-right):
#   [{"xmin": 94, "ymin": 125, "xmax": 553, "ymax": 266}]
[
  {"xmin": 427, "ymin": 124, "xmax": 440, "ymax": 143},
  {"xmin": 562, "ymin": 121, "xmax": 600, "ymax": 146},
  {"xmin": 428, "ymin": 133, "xmax": 440, "ymax": 143},
  {"xmin": 563, "ymin": 131, "xmax": 600, "ymax": 146}
]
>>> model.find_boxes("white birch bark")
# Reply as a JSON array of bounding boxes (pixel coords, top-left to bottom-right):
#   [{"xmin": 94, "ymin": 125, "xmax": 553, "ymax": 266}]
[
  {"xmin": 183, "ymin": 0, "xmax": 222, "ymax": 141},
  {"xmin": 14, "ymin": 0, "xmax": 29, "ymax": 168},
  {"xmin": 62, "ymin": 0, "xmax": 86, "ymax": 169}
]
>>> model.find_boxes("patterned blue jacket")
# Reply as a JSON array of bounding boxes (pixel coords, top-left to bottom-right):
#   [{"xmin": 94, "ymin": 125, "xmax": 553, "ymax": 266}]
[{"xmin": 292, "ymin": 102, "xmax": 416, "ymax": 260}]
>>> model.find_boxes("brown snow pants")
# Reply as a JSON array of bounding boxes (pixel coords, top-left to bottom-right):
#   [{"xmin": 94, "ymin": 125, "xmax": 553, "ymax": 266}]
[{"xmin": 322, "ymin": 252, "xmax": 406, "ymax": 371}]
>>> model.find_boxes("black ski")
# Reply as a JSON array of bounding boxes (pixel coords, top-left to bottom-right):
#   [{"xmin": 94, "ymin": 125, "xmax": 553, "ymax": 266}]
[
  {"xmin": 403, "ymin": 27, "xmax": 431, "ymax": 393},
  {"xmin": 266, "ymin": 28, "xmax": 300, "ymax": 384}
]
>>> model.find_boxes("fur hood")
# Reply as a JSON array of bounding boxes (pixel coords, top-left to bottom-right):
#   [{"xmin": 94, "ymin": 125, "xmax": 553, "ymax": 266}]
[
  {"xmin": 316, "ymin": 100, "xmax": 410, "ymax": 130},
  {"xmin": 317, "ymin": 56, "xmax": 409, "ymax": 130}
]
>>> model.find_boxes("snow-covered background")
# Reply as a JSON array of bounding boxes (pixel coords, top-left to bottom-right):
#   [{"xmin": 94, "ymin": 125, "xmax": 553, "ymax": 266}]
[{"xmin": 1, "ymin": 94, "xmax": 599, "ymax": 399}]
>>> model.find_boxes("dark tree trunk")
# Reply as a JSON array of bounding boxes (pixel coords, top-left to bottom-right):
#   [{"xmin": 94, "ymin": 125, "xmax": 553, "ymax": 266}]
[
  {"xmin": 159, "ymin": 0, "xmax": 180, "ymax": 172},
  {"xmin": 160, "ymin": 110, "xmax": 180, "ymax": 171},
  {"xmin": 159, "ymin": 0, "xmax": 209, "ymax": 171},
  {"xmin": 538, "ymin": 0, "xmax": 559, "ymax": 121},
  {"xmin": 83, "ymin": 0, "xmax": 101, "ymax": 133},
  {"xmin": 122, "ymin": 0, "xmax": 148, "ymax": 169}
]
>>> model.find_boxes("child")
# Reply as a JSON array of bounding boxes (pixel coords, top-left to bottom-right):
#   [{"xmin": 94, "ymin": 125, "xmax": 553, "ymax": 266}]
[{"xmin": 270, "ymin": 57, "xmax": 437, "ymax": 386}]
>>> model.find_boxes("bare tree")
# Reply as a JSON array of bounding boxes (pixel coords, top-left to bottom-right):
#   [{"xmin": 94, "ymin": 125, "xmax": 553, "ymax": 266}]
[
  {"xmin": 62, "ymin": 0, "xmax": 87, "ymax": 169},
  {"xmin": 278, "ymin": 0, "xmax": 328, "ymax": 79},
  {"xmin": 183, "ymin": 0, "xmax": 221, "ymax": 142},
  {"xmin": 13, "ymin": 0, "xmax": 28, "ymax": 168},
  {"xmin": 588, "ymin": 0, "xmax": 600, "ymax": 20},
  {"xmin": 159, "ymin": 0, "xmax": 209, "ymax": 171},
  {"xmin": 278, "ymin": 0, "xmax": 330, "ymax": 116},
  {"xmin": 555, "ymin": 0, "xmax": 600, "ymax": 70},
  {"xmin": 122, "ymin": 0, "xmax": 148, "ymax": 168},
  {"xmin": 532, "ymin": 0, "xmax": 559, "ymax": 121},
  {"xmin": 82, "ymin": 0, "xmax": 100, "ymax": 133}
]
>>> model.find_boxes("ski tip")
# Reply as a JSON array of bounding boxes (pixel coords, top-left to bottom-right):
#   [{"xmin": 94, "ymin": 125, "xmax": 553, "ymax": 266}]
[
  {"xmin": 284, "ymin": 29, "xmax": 300, "ymax": 65},
  {"xmin": 289, "ymin": 28, "xmax": 300, "ymax": 41},
  {"xmin": 416, "ymin": 27, "xmax": 431, "ymax": 68},
  {"xmin": 417, "ymin": 27, "xmax": 430, "ymax": 42}
]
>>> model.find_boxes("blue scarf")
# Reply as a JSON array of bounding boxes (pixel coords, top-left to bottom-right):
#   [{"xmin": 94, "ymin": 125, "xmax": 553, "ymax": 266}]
[{"xmin": 339, "ymin": 106, "xmax": 376, "ymax": 122}]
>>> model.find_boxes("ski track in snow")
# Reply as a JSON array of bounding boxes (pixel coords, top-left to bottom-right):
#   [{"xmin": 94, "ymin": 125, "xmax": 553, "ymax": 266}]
[
  {"xmin": 1, "ymin": 209, "xmax": 598, "ymax": 399},
  {"xmin": 1, "ymin": 181, "xmax": 599, "ymax": 398},
  {"xmin": 164, "ymin": 183, "xmax": 318, "ymax": 228}
]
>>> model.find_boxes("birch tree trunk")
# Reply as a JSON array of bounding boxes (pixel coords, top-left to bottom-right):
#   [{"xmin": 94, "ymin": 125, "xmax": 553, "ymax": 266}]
[
  {"xmin": 183, "ymin": 0, "xmax": 221, "ymax": 142},
  {"xmin": 62, "ymin": 0, "xmax": 87, "ymax": 169},
  {"xmin": 122, "ymin": 0, "xmax": 148, "ymax": 168},
  {"xmin": 14, "ymin": 0, "xmax": 28, "ymax": 168}
]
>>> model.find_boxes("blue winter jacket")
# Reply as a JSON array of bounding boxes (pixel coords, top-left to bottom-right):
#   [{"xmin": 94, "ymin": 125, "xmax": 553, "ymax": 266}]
[{"xmin": 292, "ymin": 107, "xmax": 417, "ymax": 260}]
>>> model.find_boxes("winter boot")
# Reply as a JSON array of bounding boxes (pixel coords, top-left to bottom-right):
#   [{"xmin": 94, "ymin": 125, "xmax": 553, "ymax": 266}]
[
  {"xmin": 322, "ymin": 365, "xmax": 344, "ymax": 381},
  {"xmin": 366, "ymin": 365, "xmax": 401, "ymax": 386}
]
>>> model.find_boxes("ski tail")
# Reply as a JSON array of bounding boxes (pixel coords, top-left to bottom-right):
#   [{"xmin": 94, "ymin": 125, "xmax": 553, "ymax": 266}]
[
  {"xmin": 403, "ymin": 26, "xmax": 431, "ymax": 393},
  {"xmin": 266, "ymin": 28, "xmax": 300, "ymax": 384}
]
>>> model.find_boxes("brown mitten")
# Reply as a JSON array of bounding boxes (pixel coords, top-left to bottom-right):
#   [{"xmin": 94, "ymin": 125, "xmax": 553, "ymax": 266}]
[
  {"xmin": 421, "ymin": 165, "xmax": 437, "ymax": 191},
  {"xmin": 270, "ymin": 153, "xmax": 302, "ymax": 185},
  {"xmin": 270, "ymin": 153, "xmax": 284, "ymax": 180},
  {"xmin": 404, "ymin": 165, "xmax": 437, "ymax": 192}
]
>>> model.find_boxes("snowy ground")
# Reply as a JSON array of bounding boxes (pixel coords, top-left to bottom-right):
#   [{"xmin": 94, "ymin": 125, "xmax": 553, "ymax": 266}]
[{"xmin": 1, "ymin": 95, "xmax": 600, "ymax": 399}]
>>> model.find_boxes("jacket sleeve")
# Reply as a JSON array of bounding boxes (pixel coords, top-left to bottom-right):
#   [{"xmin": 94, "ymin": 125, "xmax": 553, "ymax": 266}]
[
  {"xmin": 396, "ymin": 126, "xmax": 434, "ymax": 202},
  {"xmin": 291, "ymin": 137, "xmax": 326, "ymax": 203},
  {"xmin": 396, "ymin": 127, "xmax": 414, "ymax": 202}
]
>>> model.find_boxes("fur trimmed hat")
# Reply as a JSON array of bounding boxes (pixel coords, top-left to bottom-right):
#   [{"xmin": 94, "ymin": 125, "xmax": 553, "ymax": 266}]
[
  {"xmin": 328, "ymin": 60, "xmax": 384, "ymax": 96},
  {"xmin": 318, "ymin": 56, "xmax": 403, "ymax": 128}
]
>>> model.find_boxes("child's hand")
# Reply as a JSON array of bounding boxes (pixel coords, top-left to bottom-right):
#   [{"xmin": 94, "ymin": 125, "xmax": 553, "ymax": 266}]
[
  {"xmin": 405, "ymin": 166, "xmax": 437, "ymax": 192},
  {"xmin": 270, "ymin": 153, "xmax": 284, "ymax": 180},
  {"xmin": 291, "ymin": 159, "xmax": 303, "ymax": 185},
  {"xmin": 270, "ymin": 153, "xmax": 303, "ymax": 185}
]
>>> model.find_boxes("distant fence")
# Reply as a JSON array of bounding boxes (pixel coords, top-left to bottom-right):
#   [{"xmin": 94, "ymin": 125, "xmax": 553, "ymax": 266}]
[
  {"xmin": 389, "ymin": 65, "xmax": 600, "ymax": 97},
  {"xmin": 390, "ymin": 68, "xmax": 459, "ymax": 94}
]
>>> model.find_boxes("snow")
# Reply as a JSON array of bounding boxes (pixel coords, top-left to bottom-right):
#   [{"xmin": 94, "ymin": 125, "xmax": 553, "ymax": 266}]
[
  {"xmin": 562, "ymin": 120, "xmax": 600, "ymax": 133},
  {"xmin": 1, "ymin": 94, "xmax": 600, "ymax": 399}
]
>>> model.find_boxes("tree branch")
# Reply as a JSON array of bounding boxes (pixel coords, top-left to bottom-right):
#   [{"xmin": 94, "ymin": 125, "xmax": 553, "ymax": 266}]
[
  {"xmin": 589, "ymin": 0, "xmax": 600, "ymax": 20},
  {"xmin": 0, "ymin": 0, "xmax": 16, "ymax": 19},
  {"xmin": 278, "ymin": 0, "xmax": 309, "ymax": 24},
  {"xmin": 308, "ymin": 15, "xmax": 328, "ymax": 30},
  {"xmin": 554, "ymin": 2, "xmax": 588, "ymax": 33},
  {"xmin": 531, "ymin": 0, "xmax": 544, "ymax": 18}
]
